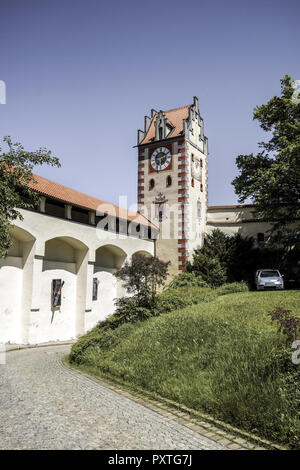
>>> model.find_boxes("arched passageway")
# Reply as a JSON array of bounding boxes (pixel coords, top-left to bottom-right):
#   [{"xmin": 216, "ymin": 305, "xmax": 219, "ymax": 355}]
[
  {"xmin": 0, "ymin": 226, "xmax": 35, "ymax": 343},
  {"xmin": 85, "ymin": 245, "xmax": 127, "ymax": 332},
  {"xmin": 29, "ymin": 237, "xmax": 88, "ymax": 344}
]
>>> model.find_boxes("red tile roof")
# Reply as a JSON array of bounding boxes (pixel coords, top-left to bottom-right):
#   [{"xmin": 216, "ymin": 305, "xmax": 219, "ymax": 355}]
[
  {"xmin": 140, "ymin": 105, "xmax": 191, "ymax": 145},
  {"xmin": 29, "ymin": 173, "xmax": 156, "ymax": 229}
]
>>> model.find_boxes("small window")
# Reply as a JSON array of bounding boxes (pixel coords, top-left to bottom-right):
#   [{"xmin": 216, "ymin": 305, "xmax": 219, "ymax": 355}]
[
  {"xmin": 200, "ymin": 159, "xmax": 203, "ymax": 168},
  {"xmin": 159, "ymin": 127, "xmax": 163, "ymax": 140},
  {"xmin": 166, "ymin": 175, "xmax": 172, "ymax": 187},
  {"xmin": 200, "ymin": 183, "xmax": 203, "ymax": 192},
  {"xmin": 92, "ymin": 278, "xmax": 98, "ymax": 301},
  {"xmin": 149, "ymin": 179, "xmax": 155, "ymax": 190},
  {"xmin": 197, "ymin": 200, "xmax": 201, "ymax": 219},
  {"xmin": 155, "ymin": 202, "xmax": 165, "ymax": 222},
  {"xmin": 191, "ymin": 154, "xmax": 194, "ymax": 162},
  {"xmin": 191, "ymin": 178, "xmax": 194, "ymax": 187}
]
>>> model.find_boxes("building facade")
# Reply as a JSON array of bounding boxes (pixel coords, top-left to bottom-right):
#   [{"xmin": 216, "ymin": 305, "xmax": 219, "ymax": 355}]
[
  {"xmin": 0, "ymin": 175, "xmax": 156, "ymax": 345},
  {"xmin": 137, "ymin": 97, "xmax": 208, "ymax": 277},
  {"xmin": 0, "ymin": 97, "xmax": 269, "ymax": 345}
]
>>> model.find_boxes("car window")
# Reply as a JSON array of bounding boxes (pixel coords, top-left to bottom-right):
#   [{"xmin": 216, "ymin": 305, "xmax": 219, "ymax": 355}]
[{"xmin": 260, "ymin": 270, "xmax": 280, "ymax": 278}]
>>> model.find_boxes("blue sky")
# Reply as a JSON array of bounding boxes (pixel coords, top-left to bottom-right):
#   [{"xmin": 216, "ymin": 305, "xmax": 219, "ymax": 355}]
[{"xmin": 0, "ymin": 0, "xmax": 299, "ymax": 208}]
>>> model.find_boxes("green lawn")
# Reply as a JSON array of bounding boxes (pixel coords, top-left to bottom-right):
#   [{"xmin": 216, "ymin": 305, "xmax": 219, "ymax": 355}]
[{"xmin": 69, "ymin": 289, "xmax": 300, "ymax": 448}]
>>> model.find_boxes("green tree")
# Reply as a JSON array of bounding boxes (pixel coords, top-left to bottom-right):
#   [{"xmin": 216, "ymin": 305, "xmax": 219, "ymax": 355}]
[
  {"xmin": 232, "ymin": 75, "xmax": 300, "ymax": 246},
  {"xmin": 186, "ymin": 251, "xmax": 227, "ymax": 287},
  {"xmin": 114, "ymin": 254, "xmax": 170, "ymax": 317},
  {"xmin": 197, "ymin": 228, "xmax": 230, "ymax": 267},
  {"xmin": 187, "ymin": 229, "xmax": 287, "ymax": 286},
  {"xmin": 0, "ymin": 136, "xmax": 60, "ymax": 258}
]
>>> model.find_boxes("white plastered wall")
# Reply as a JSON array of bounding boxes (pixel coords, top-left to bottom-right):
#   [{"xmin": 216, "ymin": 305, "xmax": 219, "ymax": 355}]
[
  {"xmin": 0, "ymin": 208, "xmax": 154, "ymax": 345},
  {"xmin": 0, "ymin": 258, "xmax": 23, "ymax": 343},
  {"xmin": 0, "ymin": 229, "xmax": 35, "ymax": 344},
  {"xmin": 206, "ymin": 206, "xmax": 273, "ymax": 240}
]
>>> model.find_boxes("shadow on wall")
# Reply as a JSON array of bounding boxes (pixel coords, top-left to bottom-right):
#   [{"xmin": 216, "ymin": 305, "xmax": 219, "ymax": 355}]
[
  {"xmin": 94, "ymin": 244, "xmax": 127, "ymax": 273},
  {"xmin": 42, "ymin": 236, "xmax": 88, "ymax": 274}
]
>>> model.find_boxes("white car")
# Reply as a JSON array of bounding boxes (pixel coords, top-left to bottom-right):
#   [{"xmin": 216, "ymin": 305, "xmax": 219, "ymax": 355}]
[{"xmin": 255, "ymin": 269, "xmax": 284, "ymax": 290}]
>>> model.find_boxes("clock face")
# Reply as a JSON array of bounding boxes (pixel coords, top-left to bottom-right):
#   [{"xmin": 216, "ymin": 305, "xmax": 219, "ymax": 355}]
[{"xmin": 151, "ymin": 147, "xmax": 171, "ymax": 171}]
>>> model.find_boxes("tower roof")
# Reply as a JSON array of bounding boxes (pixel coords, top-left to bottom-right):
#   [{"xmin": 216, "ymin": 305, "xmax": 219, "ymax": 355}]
[{"xmin": 139, "ymin": 104, "xmax": 191, "ymax": 145}]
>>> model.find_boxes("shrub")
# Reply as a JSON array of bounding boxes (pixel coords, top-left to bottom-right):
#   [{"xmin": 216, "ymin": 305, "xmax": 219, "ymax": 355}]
[
  {"xmin": 114, "ymin": 254, "xmax": 169, "ymax": 314},
  {"xmin": 216, "ymin": 281, "xmax": 249, "ymax": 295},
  {"xmin": 156, "ymin": 287, "xmax": 210, "ymax": 313},
  {"xmin": 186, "ymin": 252, "xmax": 227, "ymax": 287},
  {"xmin": 167, "ymin": 272, "xmax": 208, "ymax": 289},
  {"xmin": 186, "ymin": 228, "xmax": 300, "ymax": 286},
  {"xmin": 269, "ymin": 307, "xmax": 300, "ymax": 342},
  {"xmin": 156, "ymin": 282, "xmax": 249, "ymax": 314},
  {"xmin": 112, "ymin": 297, "xmax": 154, "ymax": 325}
]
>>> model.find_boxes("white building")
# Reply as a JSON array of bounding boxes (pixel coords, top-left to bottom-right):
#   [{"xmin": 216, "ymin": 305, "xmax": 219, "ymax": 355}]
[
  {"xmin": 0, "ymin": 174, "xmax": 157, "ymax": 345},
  {"xmin": 0, "ymin": 98, "xmax": 269, "ymax": 345}
]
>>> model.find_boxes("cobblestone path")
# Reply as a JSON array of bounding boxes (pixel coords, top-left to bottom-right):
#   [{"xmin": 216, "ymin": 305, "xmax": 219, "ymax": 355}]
[{"xmin": 0, "ymin": 345, "xmax": 225, "ymax": 450}]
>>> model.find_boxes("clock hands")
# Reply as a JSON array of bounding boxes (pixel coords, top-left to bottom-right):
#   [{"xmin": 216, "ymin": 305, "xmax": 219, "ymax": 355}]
[
  {"xmin": 156, "ymin": 154, "xmax": 167, "ymax": 169},
  {"xmin": 151, "ymin": 147, "xmax": 171, "ymax": 171}
]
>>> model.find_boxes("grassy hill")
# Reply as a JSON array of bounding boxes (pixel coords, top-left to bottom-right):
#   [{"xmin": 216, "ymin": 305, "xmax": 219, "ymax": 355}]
[{"xmin": 69, "ymin": 288, "xmax": 300, "ymax": 448}]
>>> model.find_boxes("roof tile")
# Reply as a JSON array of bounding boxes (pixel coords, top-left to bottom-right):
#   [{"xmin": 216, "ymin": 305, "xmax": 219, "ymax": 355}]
[
  {"xmin": 140, "ymin": 105, "xmax": 191, "ymax": 145},
  {"xmin": 29, "ymin": 173, "xmax": 156, "ymax": 228}
]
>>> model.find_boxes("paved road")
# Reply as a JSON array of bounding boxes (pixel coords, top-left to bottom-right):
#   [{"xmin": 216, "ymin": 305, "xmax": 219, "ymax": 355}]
[{"xmin": 0, "ymin": 345, "xmax": 225, "ymax": 450}]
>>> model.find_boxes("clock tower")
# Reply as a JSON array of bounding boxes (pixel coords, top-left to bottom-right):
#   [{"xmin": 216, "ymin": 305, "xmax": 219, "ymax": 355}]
[{"xmin": 136, "ymin": 97, "xmax": 208, "ymax": 277}]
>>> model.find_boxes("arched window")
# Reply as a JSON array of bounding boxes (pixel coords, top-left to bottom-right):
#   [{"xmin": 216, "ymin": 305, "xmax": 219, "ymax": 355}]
[
  {"xmin": 191, "ymin": 178, "xmax": 194, "ymax": 187},
  {"xmin": 166, "ymin": 175, "xmax": 172, "ymax": 187},
  {"xmin": 200, "ymin": 183, "xmax": 203, "ymax": 192},
  {"xmin": 149, "ymin": 179, "xmax": 155, "ymax": 191},
  {"xmin": 159, "ymin": 127, "xmax": 163, "ymax": 140},
  {"xmin": 200, "ymin": 159, "xmax": 203, "ymax": 168}
]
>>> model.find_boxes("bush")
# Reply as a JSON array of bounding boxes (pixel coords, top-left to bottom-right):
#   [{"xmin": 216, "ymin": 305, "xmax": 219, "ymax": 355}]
[
  {"xmin": 269, "ymin": 306, "xmax": 300, "ymax": 342},
  {"xmin": 156, "ymin": 282, "xmax": 249, "ymax": 314},
  {"xmin": 186, "ymin": 252, "xmax": 227, "ymax": 287},
  {"xmin": 114, "ymin": 254, "xmax": 169, "ymax": 314},
  {"xmin": 112, "ymin": 297, "xmax": 154, "ymax": 325},
  {"xmin": 216, "ymin": 281, "xmax": 249, "ymax": 295},
  {"xmin": 167, "ymin": 272, "xmax": 208, "ymax": 289}
]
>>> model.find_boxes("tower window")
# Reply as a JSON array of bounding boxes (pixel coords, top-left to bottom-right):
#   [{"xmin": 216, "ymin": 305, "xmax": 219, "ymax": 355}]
[
  {"xmin": 159, "ymin": 127, "xmax": 163, "ymax": 140},
  {"xmin": 200, "ymin": 183, "xmax": 203, "ymax": 192},
  {"xmin": 156, "ymin": 203, "xmax": 165, "ymax": 222},
  {"xmin": 191, "ymin": 154, "xmax": 194, "ymax": 162},
  {"xmin": 149, "ymin": 179, "xmax": 155, "ymax": 191},
  {"xmin": 191, "ymin": 178, "xmax": 194, "ymax": 187},
  {"xmin": 200, "ymin": 159, "xmax": 203, "ymax": 168},
  {"xmin": 197, "ymin": 200, "xmax": 201, "ymax": 219},
  {"xmin": 166, "ymin": 175, "xmax": 172, "ymax": 187}
]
